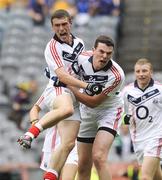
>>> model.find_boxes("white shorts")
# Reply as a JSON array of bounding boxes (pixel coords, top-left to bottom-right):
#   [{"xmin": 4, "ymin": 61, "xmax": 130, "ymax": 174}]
[
  {"xmin": 40, "ymin": 127, "xmax": 78, "ymax": 171},
  {"xmin": 36, "ymin": 84, "xmax": 80, "ymax": 114},
  {"xmin": 134, "ymin": 137, "xmax": 162, "ymax": 164},
  {"xmin": 78, "ymin": 106, "xmax": 123, "ymax": 139},
  {"xmin": 40, "ymin": 147, "xmax": 78, "ymax": 171}
]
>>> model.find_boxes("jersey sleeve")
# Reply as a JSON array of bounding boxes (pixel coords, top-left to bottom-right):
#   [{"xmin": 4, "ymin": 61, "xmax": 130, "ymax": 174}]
[
  {"xmin": 78, "ymin": 50, "xmax": 93, "ymax": 65},
  {"xmin": 102, "ymin": 67, "xmax": 125, "ymax": 96},
  {"xmin": 45, "ymin": 40, "xmax": 64, "ymax": 71}
]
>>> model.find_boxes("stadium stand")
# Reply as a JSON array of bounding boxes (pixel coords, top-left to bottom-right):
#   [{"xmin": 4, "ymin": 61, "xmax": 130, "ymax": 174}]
[
  {"xmin": 73, "ymin": 15, "xmax": 119, "ymax": 50},
  {"xmin": 117, "ymin": 0, "xmax": 162, "ymax": 73}
]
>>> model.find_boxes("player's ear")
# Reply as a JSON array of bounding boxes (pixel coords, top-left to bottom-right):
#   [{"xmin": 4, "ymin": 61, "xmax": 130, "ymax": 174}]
[
  {"xmin": 150, "ymin": 69, "xmax": 153, "ymax": 76},
  {"xmin": 69, "ymin": 18, "xmax": 72, "ymax": 25}
]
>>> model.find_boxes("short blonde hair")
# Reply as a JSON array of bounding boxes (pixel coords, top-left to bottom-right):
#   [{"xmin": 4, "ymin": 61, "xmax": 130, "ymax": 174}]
[{"xmin": 135, "ymin": 58, "xmax": 153, "ymax": 71}]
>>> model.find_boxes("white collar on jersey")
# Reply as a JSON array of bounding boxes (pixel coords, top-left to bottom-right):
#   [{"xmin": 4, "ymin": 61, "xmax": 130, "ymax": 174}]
[
  {"xmin": 134, "ymin": 78, "xmax": 154, "ymax": 91},
  {"xmin": 53, "ymin": 34, "xmax": 75, "ymax": 46}
]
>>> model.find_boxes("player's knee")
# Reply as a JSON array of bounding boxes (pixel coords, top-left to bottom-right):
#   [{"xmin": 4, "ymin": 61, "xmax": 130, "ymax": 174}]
[
  {"xmin": 141, "ymin": 174, "xmax": 150, "ymax": 180},
  {"xmin": 61, "ymin": 106, "xmax": 74, "ymax": 118},
  {"xmin": 78, "ymin": 170, "xmax": 91, "ymax": 179},
  {"xmin": 78, "ymin": 163, "xmax": 91, "ymax": 176},
  {"xmin": 62, "ymin": 141, "xmax": 75, "ymax": 153},
  {"xmin": 93, "ymin": 152, "xmax": 106, "ymax": 169},
  {"xmin": 78, "ymin": 159, "xmax": 92, "ymax": 174},
  {"xmin": 66, "ymin": 141, "xmax": 75, "ymax": 151}
]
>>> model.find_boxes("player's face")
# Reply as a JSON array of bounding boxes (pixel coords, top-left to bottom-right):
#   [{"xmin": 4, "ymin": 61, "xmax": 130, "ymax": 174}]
[
  {"xmin": 93, "ymin": 42, "xmax": 113, "ymax": 70},
  {"xmin": 52, "ymin": 17, "xmax": 72, "ymax": 44},
  {"xmin": 135, "ymin": 64, "xmax": 152, "ymax": 89}
]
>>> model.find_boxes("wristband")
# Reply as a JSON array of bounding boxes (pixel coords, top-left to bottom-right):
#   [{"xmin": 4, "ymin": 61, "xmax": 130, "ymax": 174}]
[{"xmin": 122, "ymin": 114, "xmax": 131, "ymax": 125}]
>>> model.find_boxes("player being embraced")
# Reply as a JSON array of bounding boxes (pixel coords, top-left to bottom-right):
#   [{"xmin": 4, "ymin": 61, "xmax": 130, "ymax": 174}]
[
  {"xmin": 122, "ymin": 58, "xmax": 162, "ymax": 180},
  {"xmin": 67, "ymin": 35, "xmax": 125, "ymax": 180}
]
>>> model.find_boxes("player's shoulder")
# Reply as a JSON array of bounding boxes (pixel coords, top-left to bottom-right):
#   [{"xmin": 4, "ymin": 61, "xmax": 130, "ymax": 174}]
[
  {"xmin": 111, "ymin": 59, "xmax": 125, "ymax": 80},
  {"xmin": 122, "ymin": 82, "xmax": 135, "ymax": 94},
  {"xmin": 75, "ymin": 36, "xmax": 84, "ymax": 44},
  {"xmin": 154, "ymin": 80, "xmax": 162, "ymax": 86},
  {"xmin": 111, "ymin": 60, "xmax": 124, "ymax": 71},
  {"xmin": 46, "ymin": 38, "xmax": 60, "ymax": 48},
  {"xmin": 154, "ymin": 80, "xmax": 162, "ymax": 89},
  {"xmin": 78, "ymin": 50, "xmax": 93, "ymax": 62},
  {"xmin": 81, "ymin": 50, "xmax": 93, "ymax": 56},
  {"xmin": 45, "ymin": 39, "xmax": 62, "ymax": 56}
]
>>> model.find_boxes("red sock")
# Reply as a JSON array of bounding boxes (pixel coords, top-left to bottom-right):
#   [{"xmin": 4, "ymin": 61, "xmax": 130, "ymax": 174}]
[
  {"xmin": 44, "ymin": 172, "xmax": 57, "ymax": 180},
  {"xmin": 28, "ymin": 125, "xmax": 40, "ymax": 138}
]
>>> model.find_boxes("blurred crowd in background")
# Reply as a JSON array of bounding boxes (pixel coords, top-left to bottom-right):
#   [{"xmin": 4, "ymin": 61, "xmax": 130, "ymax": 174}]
[{"xmin": 0, "ymin": 0, "xmax": 123, "ymax": 26}]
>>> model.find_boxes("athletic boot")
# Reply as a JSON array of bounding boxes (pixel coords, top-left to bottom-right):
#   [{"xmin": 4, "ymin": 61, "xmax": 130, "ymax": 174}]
[{"xmin": 17, "ymin": 135, "xmax": 32, "ymax": 149}]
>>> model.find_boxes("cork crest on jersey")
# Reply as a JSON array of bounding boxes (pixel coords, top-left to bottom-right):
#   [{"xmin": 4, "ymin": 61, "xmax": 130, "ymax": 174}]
[{"xmin": 62, "ymin": 42, "xmax": 84, "ymax": 62}]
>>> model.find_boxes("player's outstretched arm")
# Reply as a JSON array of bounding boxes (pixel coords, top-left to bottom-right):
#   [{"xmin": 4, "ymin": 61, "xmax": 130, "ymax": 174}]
[
  {"xmin": 55, "ymin": 68, "xmax": 103, "ymax": 95},
  {"xmin": 55, "ymin": 67, "xmax": 88, "ymax": 89}
]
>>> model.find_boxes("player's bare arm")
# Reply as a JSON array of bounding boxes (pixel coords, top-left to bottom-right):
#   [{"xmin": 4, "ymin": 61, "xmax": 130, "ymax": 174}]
[
  {"xmin": 29, "ymin": 104, "xmax": 41, "ymax": 125},
  {"xmin": 55, "ymin": 67, "xmax": 88, "ymax": 89},
  {"xmin": 68, "ymin": 86, "xmax": 107, "ymax": 108}
]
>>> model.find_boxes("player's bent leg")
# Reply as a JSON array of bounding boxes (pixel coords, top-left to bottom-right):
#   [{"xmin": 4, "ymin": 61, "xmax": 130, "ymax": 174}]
[
  {"xmin": 61, "ymin": 137, "xmax": 78, "ymax": 180},
  {"xmin": 17, "ymin": 94, "xmax": 74, "ymax": 149},
  {"xmin": 141, "ymin": 156, "xmax": 160, "ymax": 180},
  {"xmin": 49, "ymin": 120, "xmax": 80, "ymax": 175},
  {"xmin": 77, "ymin": 142, "xmax": 93, "ymax": 180},
  {"xmin": 92, "ymin": 130, "xmax": 115, "ymax": 180},
  {"xmin": 40, "ymin": 94, "xmax": 74, "ymax": 129}
]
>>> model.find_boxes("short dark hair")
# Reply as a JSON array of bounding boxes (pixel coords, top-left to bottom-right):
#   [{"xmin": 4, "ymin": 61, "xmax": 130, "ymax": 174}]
[
  {"xmin": 94, "ymin": 35, "xmax": 114, "ymax": 48},
  {"xmin": 51, "ymin": 9, "xmax": 71, "ymax": 25}
]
